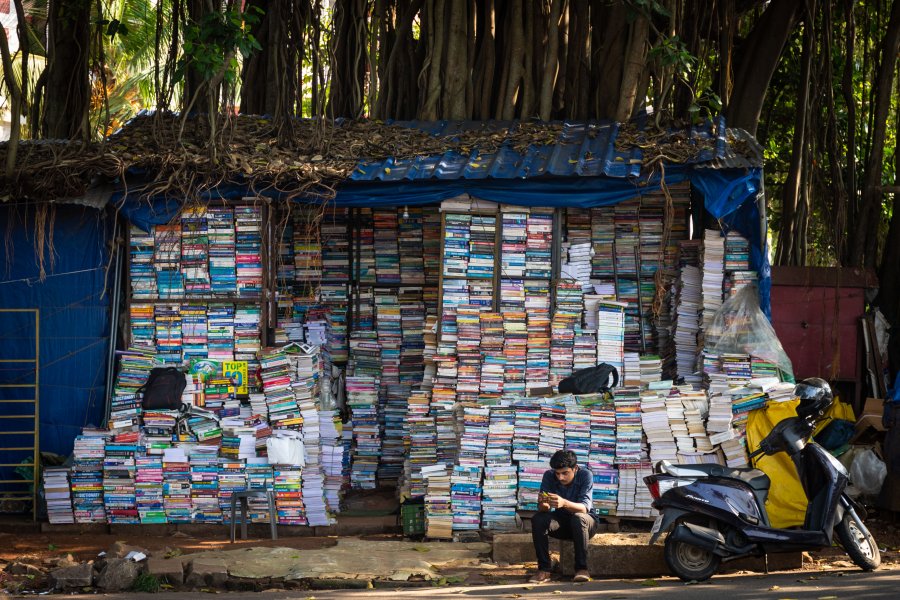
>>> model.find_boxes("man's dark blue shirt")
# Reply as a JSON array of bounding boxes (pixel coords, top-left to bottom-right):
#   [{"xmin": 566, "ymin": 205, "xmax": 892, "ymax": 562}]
[{"xmin": 539, "ymin": 466, "xmax": 598, "ymax": 520}]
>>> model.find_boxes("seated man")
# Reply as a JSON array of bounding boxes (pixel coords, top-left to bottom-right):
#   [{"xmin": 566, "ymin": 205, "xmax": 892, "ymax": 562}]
[{"xmin": 529, "ymin": 449, "xmax": 600, "ymax": 583}]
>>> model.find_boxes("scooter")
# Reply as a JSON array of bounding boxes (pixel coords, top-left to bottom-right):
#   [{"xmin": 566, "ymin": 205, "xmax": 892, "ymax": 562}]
[{"xmin": 643, "ymin": 407, "xmax": 880, "ymax": 581}]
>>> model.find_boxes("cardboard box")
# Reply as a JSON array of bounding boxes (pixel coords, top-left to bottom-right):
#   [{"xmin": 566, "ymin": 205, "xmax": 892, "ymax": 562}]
[{"xmin": 850, "ymin": 398, "xmax": 885, "ymax": 443}]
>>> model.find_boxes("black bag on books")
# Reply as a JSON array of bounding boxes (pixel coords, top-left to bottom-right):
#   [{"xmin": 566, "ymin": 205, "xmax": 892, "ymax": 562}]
[
  {"xmin": 138, "ymin": 367, "xmax": 187, "ymax": 410},
  {"xmin": 557, "ymin": 363, "xmax": 619, "ymax": 395}
]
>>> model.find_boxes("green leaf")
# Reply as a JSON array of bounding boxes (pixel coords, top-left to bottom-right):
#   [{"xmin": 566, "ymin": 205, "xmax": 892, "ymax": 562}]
[{"xmin": 640, "ymin": 579, "xmax": 660, "ymax": 587}]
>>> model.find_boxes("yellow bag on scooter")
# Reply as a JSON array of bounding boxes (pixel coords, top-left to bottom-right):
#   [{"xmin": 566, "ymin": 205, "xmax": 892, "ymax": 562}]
[{"xmin": 746, "ymin": 397, "xmax": 855, "ymax": 528}]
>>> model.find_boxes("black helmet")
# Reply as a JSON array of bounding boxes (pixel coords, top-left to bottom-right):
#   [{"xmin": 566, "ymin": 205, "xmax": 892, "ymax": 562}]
[{"xmin": 794, "ymin": 377, "xmax": 833, "ymax": 420}]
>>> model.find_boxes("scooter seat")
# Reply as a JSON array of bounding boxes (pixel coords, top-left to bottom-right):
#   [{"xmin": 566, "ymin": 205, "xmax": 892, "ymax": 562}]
[{"xmin": 658, "ymin": 460, "xmax": 771, "ymax": 491}]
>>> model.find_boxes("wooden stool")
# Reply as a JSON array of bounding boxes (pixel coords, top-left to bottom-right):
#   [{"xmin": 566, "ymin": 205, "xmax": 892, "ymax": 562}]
[{"xmin": 229, "ymin": 490, "xmax": 278, "ymax": 542}]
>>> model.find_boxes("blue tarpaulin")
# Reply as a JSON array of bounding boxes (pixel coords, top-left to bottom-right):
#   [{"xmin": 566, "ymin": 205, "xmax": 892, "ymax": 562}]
[{"xmin": 0, "ymin": 205, "xmax": 111, "ymax": 486}]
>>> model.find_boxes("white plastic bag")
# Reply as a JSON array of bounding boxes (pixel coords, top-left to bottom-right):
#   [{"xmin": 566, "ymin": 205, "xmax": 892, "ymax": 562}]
[
  {"xmin": 849, "ymin": 448, "xmax": 887, "ymax": 496},
  {"xmin": 266, "ymin": 430, "xmax": 306, "ymax": 466}
]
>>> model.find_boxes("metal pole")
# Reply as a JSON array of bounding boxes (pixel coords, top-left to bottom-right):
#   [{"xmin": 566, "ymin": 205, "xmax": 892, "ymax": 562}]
[{"xmin": 104, "ymin": 216, "xmax": 124, "ymax": 425}]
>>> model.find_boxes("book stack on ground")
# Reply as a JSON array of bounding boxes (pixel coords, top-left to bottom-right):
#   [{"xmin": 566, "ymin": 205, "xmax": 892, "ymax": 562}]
[
  {"xmin": 346, "ymin": 375, "xmax": 380, "ymax": 489},
  {"xmin": 102, "ymin": 435, "xmax": 141, "ymax": 524},
  {"xmin": 586, "ymin": 394, "xmax": 618, "ymax": 515},
  {"xmin": 189, "ymin": 445, "xmax": 221, "ymax": 523},
  {"xmin": 273, "ymin": 467, "xmax": 306, "ymax": 525},
  {"xmin": 162, "ymin": 446, "xmax": 192, "ymax": 523},
  {"xmin": 135, "ymin": 456, "xmax": 166, "ymax": 523},
  {"xmin": 640, "ymin": 386, "xmax": 678, "ymax": 464},
  {"xmin": 217, "ymin": 458, "xmax": 247, "ymax": 523},
  {"xmin": 450, "ymin": 465, "xmax": 483, "ymax": 532},
  {"xmin": 404, "ymin": 390, "xmax": 436, "ymax": 499},
  {"xmin": 72, "ymin": 433, "xmax": 108, "ymax": 523},
  {"xmin": 423, "ymin": 465, "xmax": 453, "ymax": 538},
  {"xmin": 44, "ymin": 467, "xmax": 75, "ymax": 524}
]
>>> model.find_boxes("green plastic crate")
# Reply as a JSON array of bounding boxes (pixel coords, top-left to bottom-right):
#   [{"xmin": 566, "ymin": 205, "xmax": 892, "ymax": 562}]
[{"xmin": 401, "ymin": 502, "xmax": 426, "ymax": 537}]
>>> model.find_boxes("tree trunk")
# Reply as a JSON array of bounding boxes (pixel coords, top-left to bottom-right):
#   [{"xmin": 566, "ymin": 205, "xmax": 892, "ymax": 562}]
[
  {"xmin": 875, "ymin": 85, "xmax": 900, "ymax": 324},
  {"xmin": 420, "ymin": 0, "xmax": 447, "ymax": 120},
  {"xmin": 775, "ymin": 0, "xmax": 815, "ymax": 266},
  {"xmin": 443, "ymin": 0, "xmax": 468, "ymax": 119},
  {"xmin": 472, "ymin": 0, "xmax": 496, "ymax": 119},
  {"xmin": 615, "ymin": 11, "xmax": 649, "ymax": 123},
  {"xmin": 183, "ymin": 0, "xmax": 212, "ymax": 116},
  {"xmin": 594, "ymin": 2, "xmax": 627, "ymax": 119},
  {"xmin": 43, "ymin": 0, "xmax": 91, "ymax": 140},
  {"xmin": 539, "ymin": 0, "xmax": 563, "ymax": 120},
  {"xmin": 850, "ymin": 0, "xmax": 900, "ymax": 268},
  {"xmin": 500, "ymin": 0, "xmax": 525, "ymax": 119},
  {"xmin": 726, "ymin": 0, "xmax": 802, "ymax": 134},
  {"xmin": 240, "ymin": 0, "xmax": 273, "ymax": 115},
  {"xmin": 841, "ymin": 0, "xmax": 857, "ymax": 265},
  {"xmin": 823, "ymin": 0, "xmax": 848, "ymax": 262}
]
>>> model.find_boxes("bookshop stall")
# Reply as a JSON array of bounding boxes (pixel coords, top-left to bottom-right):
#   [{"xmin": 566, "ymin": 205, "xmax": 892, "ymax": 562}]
[{"xmin": 44, "ymin": 120, "xmax": 788, "ymax": 536}]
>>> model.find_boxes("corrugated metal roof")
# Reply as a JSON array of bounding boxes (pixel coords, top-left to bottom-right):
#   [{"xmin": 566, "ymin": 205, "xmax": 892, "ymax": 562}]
[{"xmin": 349, "ymin": 117, "xmax": 762, "ymax": 182}]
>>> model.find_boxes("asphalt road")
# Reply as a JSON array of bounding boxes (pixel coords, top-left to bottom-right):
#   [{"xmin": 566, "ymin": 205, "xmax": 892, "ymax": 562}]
[{"xmin": 9, "ymin": 568, "xmax": 900, "ymax": 599}]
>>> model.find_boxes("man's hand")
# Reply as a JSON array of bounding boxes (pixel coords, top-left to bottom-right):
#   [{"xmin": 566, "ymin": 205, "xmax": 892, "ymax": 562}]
[
  {"xmin": 538, "ymin": 501, "xmax": 551, "ymax": 512},
  {"xmin": 545, "ymin": 493, "xmax": 567, "ymax": 510}
]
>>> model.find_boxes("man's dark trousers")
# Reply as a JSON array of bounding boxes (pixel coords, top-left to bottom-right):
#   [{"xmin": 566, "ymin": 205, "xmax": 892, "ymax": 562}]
[{"xmin": 531, "ymin": 510, "xmax": 601, "ymax": 572}]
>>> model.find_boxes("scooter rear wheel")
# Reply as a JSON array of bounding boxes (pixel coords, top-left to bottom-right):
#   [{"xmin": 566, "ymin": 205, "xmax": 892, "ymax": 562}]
[
  {"xmin": 835, "ymin": 512, "xmax": 881, "ymax": 571},
  {"xmin": 664, "ymin": 535, "xmax": 721, "ymax": 582}
]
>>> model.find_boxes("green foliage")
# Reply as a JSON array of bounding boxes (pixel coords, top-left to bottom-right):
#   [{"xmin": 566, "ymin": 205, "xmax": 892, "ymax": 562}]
[
  {"xmin": 174, "ymin": 6, "xmax": 263, "ymax": 87},
  {"xmin": 131, "ymin": 573, "xmax": 160, "ymax": 593}
]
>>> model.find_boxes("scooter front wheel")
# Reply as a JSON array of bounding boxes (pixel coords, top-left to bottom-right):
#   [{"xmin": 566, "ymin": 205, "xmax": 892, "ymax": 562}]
[
  {"xmin": 664, "ymin": 535, "xmax": 721, "ymax": 582},
  {"xmin": 835, "ymin": 512, "xmax": 881, "ymax": 571}
]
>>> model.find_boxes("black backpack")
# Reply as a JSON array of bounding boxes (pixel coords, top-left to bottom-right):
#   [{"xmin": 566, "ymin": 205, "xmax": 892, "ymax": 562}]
[
  {"xmin": 558, "ymin": 363, "xmax": 619, "ymax": 395},
  {"xmin": 138, "ymin": 367, "xmax": 187, "ymax": 410}
]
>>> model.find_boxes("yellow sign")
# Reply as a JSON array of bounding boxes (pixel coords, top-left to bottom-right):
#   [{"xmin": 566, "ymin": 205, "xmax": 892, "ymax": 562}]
[{"xmin": 222, "ymin": 361, "xmax": 249, "ymax": 395}]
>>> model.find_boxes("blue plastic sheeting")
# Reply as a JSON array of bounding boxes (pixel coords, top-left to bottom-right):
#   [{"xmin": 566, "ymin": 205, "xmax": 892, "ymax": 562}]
[{"xmin": 0, "ymin": 205, "xmax": 111, "ymax": 468}]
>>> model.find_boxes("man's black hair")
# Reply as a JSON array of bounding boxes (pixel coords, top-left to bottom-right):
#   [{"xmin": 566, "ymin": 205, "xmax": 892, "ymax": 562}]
[{"xmin": 549, "ymin": 449, "xmax": 578, "ymax": 470}]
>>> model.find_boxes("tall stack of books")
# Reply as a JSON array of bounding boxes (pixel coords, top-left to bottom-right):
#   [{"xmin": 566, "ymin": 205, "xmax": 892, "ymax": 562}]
[
  {"xmin": 181, "ymin": 206, "xmax": 210, "ymax": 295},
  {"xmin": 399, "ymin": 207, "xmax": 425, "ymax": 285},
  {"xmin": 701, "ymin": 229, "xmax": 725, "ymax": 335},
  {"xmin": 207, "ymin": 304, "xmax": 235, "ymax": 361},
  {"xmin": 347, "ymin": 375, "xmax": 380, "ymax": 489},
  {"xmin": 511, "ymin": 398, "xmax": 541, "ymax": 462},
  {"xmin": 43, "ymin": 467, "xmax": 75, "ymax": 524},
  {"xmin": 723, "ymin": 231, "xmax": 757, "ymax": 297},
  {"xmin": 246, "ymin": 460, "xmax": 274, "ymax": 522},
  {"xmin": 456, "ymin": 305, "xmax": 482, "ymax": 403},
  {"xmin": 481, "ymin": 464, "xmax": 518, "ymax": 530},
  {"xmin": 516, "ymin": 461, "xmax": 545, "ymax": 511},
  {"xmin": 319, "ymin": 410, "xmax": 345, "ymax": 511},
  {"xmin": 450, "ymin": 465, "xmax": 483, "ymax": 532},
  {"xmin": 550, "ymin": 281, "xmax": 582, "ymax": 387},
  {"xmin": 404, "ymin": 390, "xmax": 436, "ymax": 499},
  {"xmin": 564, "ymin": 402, "xmax": 591, "ymax": 465},
  {"xmin": 72, "ymin": 433, "xmax": 108, "ymax": 523},
  {"xmin": 135, "ymin": 456, "xmax": 166, "ymax": 523},
  {"xmin": 273, "ymin": 467, "xmax": 306, "ymax": 525},
  {"xmin": 208, "ymin": 207, "xmax": 237, "ymax": 295},
  {"xmin": 596, "ymin": 300, "xmax": 627, "ymax": 378},
  {"xmin": 424, "ymin": 465, "xmax": 453, "ymax": 538},
  {"xmin": 479, "ymin": 312, "xmax": 505, "ymax": 400},
  {"xmin": 458, "ymin": 404, "xmax": 490, "ymax": 468},
  {"xmin": 162, "ymin": 446, "xmax": 192, "ymax": 523},
  {"xmin": 110, "ymin": 348, "xmax": 161, "ymax": 434},
  {"xmin": 586, "ymin": 395, "xmax": 618, "ymax": 515},
  {"xmin": 189, "ymin": 445, "xmax": 221, "ymax": 522},
  {"xmin": 640, "ymin": 387, "xmax": 678, "ymax": 464},
  {"xmin": 129, "ymin": 225, "xmax": 157, "ymax": 298},
  {"xmin": 235, "ymin": 205, "xmax": 263, "ymax": 297},
  {"xmin": 502, "ymin": 309, "xmax": 527, "ymax": 395},
  {"xmin": 154, "ymin": 303, "xmax": 183, "ymax": 363},
  {"xmin": 673, "ymin": 245, "xmax": 702, "ymax": 384},
  {"xmin": 374, "ymin": 210, "xmax": 401, "ymax": 284},
  {"xmin": 217, "ymin": 458, "xmax": 247, "ymax": 523},
  {"xmin": 538, "ymin": 402, "xmax": 566, "ymax": 460},
  {"xmin": 614, "ymin": 387, "xmax": 644, "ymax": 464},
  {"xmin": 259, "ymin": 347, "xmax": 300, "ymax": 429},
  {"xmin": 525, "ymin": 280, "xmax": 552, "ymax": 392},
  {"xmin": 103, "ymin": 437, "xmax": 140, "ymax": 524},
  {"xmin": 155, "ymin": 223, "xmax": 184, "ymax": 299}
]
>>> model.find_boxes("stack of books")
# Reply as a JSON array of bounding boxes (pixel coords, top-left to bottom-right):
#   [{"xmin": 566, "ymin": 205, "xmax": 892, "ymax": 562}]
[
  {"xmin": 481, "ymin": 464, "xmax": 518, "ymax": 530},
  {"xmin": 374, "ymin": 210, "xmax": 401, "ymax": 284},
  {"xmin": 273, "ymin": 467, "xmax": 306, "ymax": 525},
  {"xmin": 614, "ymin": 387, "xmax": 644, "ymax": 464},
  {"xmin": 181, "ymin": 206, "xmax": 211, "ymax": 295},
  {"xmin": 189, "ymin": 445, "xmax": 221, "ymax": 522},
  {"xmin": 43, "ymin": 467, "xmax": 75, "ymax": 524},
  {"xmin": 129, "ymin": 225, "xmax": 157, "ymax": 298},
  {"xmin": 596, "ymin": 300, "xmax": 627, "ymax": 378},
  {"xmin": 208, "ymin": 207, "xmax": 237, "ymax": 295},
  {"xmin": 450, "ymin": 466, "xmax": 483, "ymax": 531},
  {"xmin": 424, "ymin": 465, "xmax": 453, "ymax": 538},
  {"xmin": 516, "ymin": 462, "xmax": 545, "ymax": 511},
  {"xmin": 217, "ymin": 458, "xmax": 247, "ymax": 522},
  {"xmin": 235, "ymin": 205, "xmax": 263, "ymax": 298},
  {"xmin": 162, "ymin": 446, "xmax": 192, "ymax": 523},
  {"xmin": 72, "ymin": 433, "xmax": 108, "ymax": 523},
  {"xmin": 346, "ymin": 375, "xmax": 380, "ymax": 489},
  {"xmin": 103, "ymin": 437, "xmax": 140, "ymax": 524},
  {"xmin": 525, "ymin": 280, "xmax": 552, "ymax": 392},
  {"xmin": 701, "ymin": 229, "xmax": 725, "ymax": 333},
  {"xmin": 511, "ymin": 398, "xmax": 541, "ymax": 462},
  {"xmin": 135, "ymin": 456, "xmax": 166, "ymax": 523}
]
